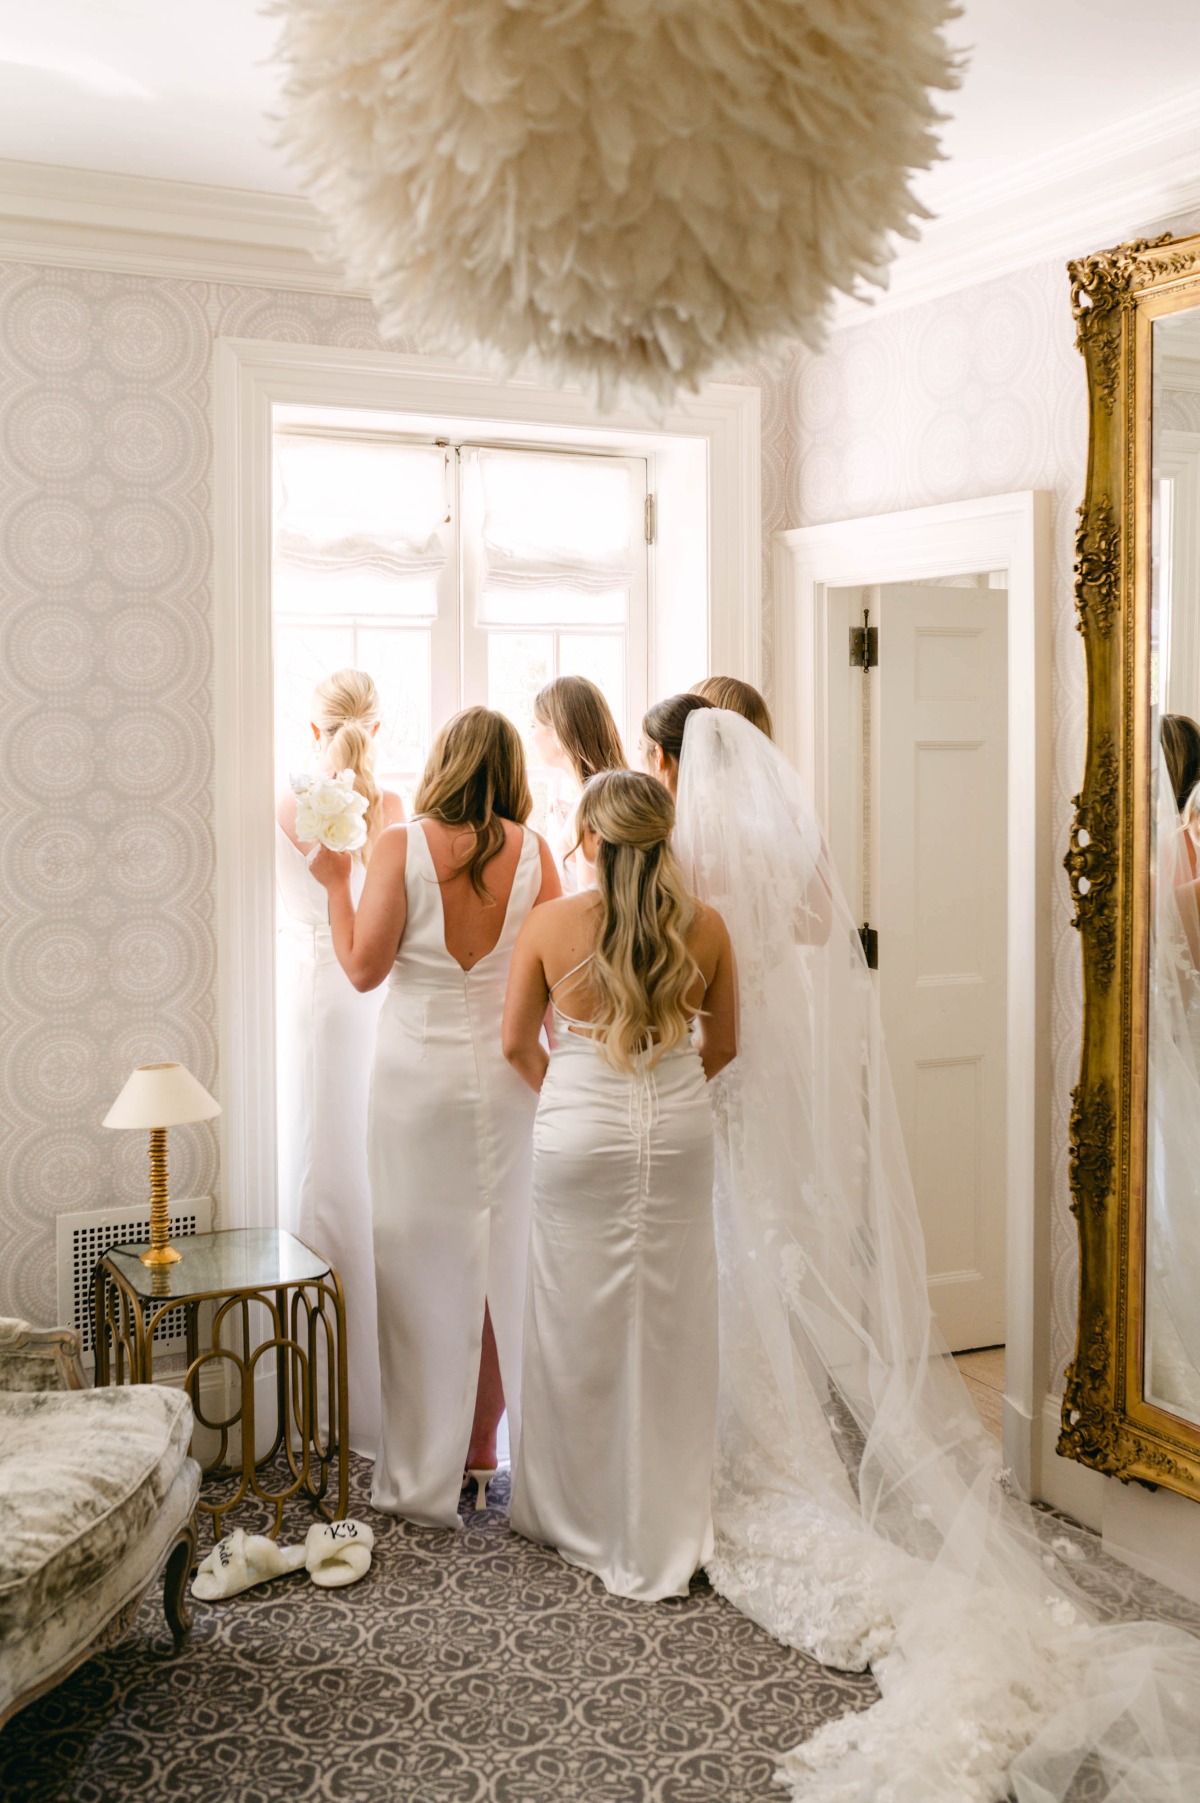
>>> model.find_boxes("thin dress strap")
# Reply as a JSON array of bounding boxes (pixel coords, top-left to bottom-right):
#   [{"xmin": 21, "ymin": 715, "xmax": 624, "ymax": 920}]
[{"xmin": 549, "ymin": 953, "xmax": 596, "ymax": 1030}]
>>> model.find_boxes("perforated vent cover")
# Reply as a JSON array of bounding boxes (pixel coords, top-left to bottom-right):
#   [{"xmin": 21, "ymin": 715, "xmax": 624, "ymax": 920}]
[{"xmin": 55, "ymin": 1197, "xmax": 214, "ymax": 1362}]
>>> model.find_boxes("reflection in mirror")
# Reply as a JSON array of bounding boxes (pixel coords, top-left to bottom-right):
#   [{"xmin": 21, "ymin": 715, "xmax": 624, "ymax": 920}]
[{"xmin": 1148, "ymin": 308, "xmax": 1200, "ymax": 1426}]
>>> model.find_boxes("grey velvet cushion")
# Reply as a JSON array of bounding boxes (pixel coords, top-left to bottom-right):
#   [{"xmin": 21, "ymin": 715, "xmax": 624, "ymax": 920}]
[{"xmin": 0, "ymin": 1386, "xmax": 192, "ymax": 1643}]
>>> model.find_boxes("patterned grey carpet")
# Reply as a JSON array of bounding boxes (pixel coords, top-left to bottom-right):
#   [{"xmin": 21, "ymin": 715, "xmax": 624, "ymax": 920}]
[
  {"xmin": 6, "ymin": 1457, "xmax": 1200, "ymax": 1803},
  {"xmin": 0, "ymin": 1459, "xmax": 878, "ymax": 1803}
]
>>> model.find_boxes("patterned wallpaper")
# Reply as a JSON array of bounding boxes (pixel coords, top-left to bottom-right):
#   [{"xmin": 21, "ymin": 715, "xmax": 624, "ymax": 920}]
[{"xmin": 0, "ymin": 259, "xmax": 787, "ymax": 1328}]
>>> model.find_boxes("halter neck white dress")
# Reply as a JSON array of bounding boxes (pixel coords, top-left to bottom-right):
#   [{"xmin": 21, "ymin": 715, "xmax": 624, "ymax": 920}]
[
  {"xmin": 275, "ymin": 824, "xmax": 384, "ymax": 1455},
  {"xmin": 510, "ymin": 959, "xmax": 718, "ymax": 1599},
  {"xmin": 369, "ymin": 820, "xmax": 542, "ymax": 1528}
]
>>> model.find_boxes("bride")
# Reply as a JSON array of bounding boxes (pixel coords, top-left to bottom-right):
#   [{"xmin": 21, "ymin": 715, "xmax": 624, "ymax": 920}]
[{"xmin": 643, "ymin": 697, "xmax": 1200, "ymax": 1803}]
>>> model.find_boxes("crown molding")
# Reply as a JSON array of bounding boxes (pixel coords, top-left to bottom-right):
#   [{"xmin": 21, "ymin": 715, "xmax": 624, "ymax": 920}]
[
  {"xmin": 0, "ymin": 158, "xmax": 356, "ymax": 292},
  {"xmin": 831, "ymin": 83, "xmax": 1200, "ymax": 329},
  {"xmin": 3, "ymin": 84, "xmax": 1200, "ymax": 316}
]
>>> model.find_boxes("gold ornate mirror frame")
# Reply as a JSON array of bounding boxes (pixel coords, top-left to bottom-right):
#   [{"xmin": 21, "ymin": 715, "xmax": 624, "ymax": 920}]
[{"xmin": 1061, "ymin": 228, "xmax": 1200, "ymax": 1498}]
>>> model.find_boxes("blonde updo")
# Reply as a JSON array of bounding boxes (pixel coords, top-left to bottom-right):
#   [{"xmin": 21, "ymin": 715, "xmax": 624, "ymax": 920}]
[
  {"xmin": 312, "ymin": 668, "xmax": 383, "ymax": 858},
  {"xmin": 575, "ymin": 770, "xmax": 697, "ymax": 1073}
]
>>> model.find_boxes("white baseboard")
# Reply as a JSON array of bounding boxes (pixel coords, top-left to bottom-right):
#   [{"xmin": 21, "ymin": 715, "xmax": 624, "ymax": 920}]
[
  {"xmin": 1002, "ymin": 1391, "xmax": 1037, "ymax": 1497},
  {"xmin": 1036, "ymin": 1391, "xmax": 1106, "ymax": 1532}
]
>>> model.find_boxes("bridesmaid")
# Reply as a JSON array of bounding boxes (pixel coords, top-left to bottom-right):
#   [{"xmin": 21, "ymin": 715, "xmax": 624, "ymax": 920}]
[
  {"xmin": 690, "ymin": 674, "xmax": 774, "ymax": 740},
  {"xmin": 275, "ymin": 668, "xmax": 404, "ymax": 1456},
  {"xmin": 531, "ymin": 675, "xmax": 627, "ymax": 890},
  {"xmin": 504, "ymin": 771, "xmax": 737, "ymax": 1599},
  {"xmin": 310, "ymin": 707, "xmax": 560, "ymax": 1527}
]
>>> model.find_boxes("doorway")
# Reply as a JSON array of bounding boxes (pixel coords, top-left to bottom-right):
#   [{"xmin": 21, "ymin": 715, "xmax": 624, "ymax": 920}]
[
  {"xmin": 775, "ymin": 489, "xmax": 1051, "ymax": 1489},
  {"xmin": 827, "ymin": 576, "xmax": 1009, "ymax": 1352}
]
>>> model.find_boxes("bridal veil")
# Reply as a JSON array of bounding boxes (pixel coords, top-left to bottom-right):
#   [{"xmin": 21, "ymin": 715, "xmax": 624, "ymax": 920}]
[{"xmin": 674, "ymin": 706, "xmax": 1200, "ymax": 1803}]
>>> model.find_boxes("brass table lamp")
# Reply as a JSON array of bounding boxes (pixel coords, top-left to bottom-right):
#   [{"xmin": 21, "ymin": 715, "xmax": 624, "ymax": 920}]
[{"xmin": 103, "ymin": 1063, "xmax": 221, "ymax": 1266}]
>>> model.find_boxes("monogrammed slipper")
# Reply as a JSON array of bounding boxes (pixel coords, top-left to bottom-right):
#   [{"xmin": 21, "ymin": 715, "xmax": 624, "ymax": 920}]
[
  {"xmin": 190, "ymin": 1529, "xmax": 307, "ymax": 1601},
  {"xmin": 304, "ymin": 1520, "xmax": 374, "ymax": 1588}
]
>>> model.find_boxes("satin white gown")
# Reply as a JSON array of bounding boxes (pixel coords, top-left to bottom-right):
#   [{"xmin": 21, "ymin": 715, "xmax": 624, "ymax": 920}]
[
  {"xmin": 511, "ymin": 974, "xmax": 718, "ymax": 1600},
  {"xmin": 275, "ymin": 825, "xmax": 384, "ymax": 1456},
  {"xmin": 369, "ymin": 820, "xmax": 542, "ymax": 1528}
]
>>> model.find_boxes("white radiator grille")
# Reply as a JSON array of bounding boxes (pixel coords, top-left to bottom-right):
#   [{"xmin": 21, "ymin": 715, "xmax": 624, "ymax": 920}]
[{"xmin": 56, "ymin": 1197, "xmax": 214, "ymax": 1363}]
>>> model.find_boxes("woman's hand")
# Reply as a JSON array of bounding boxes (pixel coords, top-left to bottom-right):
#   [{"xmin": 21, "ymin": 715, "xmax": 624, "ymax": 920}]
[{"xmin": 307, "ymin": 844, "xmax": 353, "ymax": 891}]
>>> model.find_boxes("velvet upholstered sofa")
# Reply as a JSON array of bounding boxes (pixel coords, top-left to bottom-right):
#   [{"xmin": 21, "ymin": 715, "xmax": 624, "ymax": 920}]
[{"xmin": 0, "ymin": 1316, "xmax": 200, "ymax": 1727}]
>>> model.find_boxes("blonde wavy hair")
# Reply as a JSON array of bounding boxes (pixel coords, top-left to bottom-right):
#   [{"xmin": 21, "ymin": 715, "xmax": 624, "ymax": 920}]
[
  {"xmin": 312, "ymin": 668, "xmax": 384, "ymax": 858},
  {"xmin": 414, "ymin": 706, "xmax": 532, "ymax": 901},
  {"xmin": 577, "ymin": 770, "xmax": 698, "ymax": 1073},
  {"xmin": 690, "ymin": 675, "xmax": 774, "ymax": 740}
]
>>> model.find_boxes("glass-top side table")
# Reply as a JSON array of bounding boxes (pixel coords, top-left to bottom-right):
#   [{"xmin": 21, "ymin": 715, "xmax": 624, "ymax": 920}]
[{"xmin": 93, "ymin": 1228, "xmax": 348, "ymax": 1541}]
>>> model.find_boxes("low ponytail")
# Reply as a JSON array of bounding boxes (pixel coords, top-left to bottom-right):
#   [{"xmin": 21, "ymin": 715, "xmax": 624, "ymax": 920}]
[{"xmin": 312, "ymin": 670, "xmax": 384, "ymax": 858}]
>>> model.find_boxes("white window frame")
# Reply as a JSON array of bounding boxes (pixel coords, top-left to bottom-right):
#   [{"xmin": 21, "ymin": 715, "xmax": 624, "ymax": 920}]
[
  {"xmin": 213, "ymin": 339, "xmax": 760, "ymax": 1239},
  {"xmin": 456, "ymin": 442, "xmax": 650, "ymax": 748}
]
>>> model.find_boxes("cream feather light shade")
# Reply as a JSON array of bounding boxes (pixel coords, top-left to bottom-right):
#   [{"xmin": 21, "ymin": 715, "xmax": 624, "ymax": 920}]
[{"xmin": 274, "ymin": 0, "xmax": 958, "ymax": 406}]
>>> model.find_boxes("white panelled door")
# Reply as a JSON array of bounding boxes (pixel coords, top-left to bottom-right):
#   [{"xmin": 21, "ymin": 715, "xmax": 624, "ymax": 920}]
[{"xmin": 875, "ymin": 584, "xmax": 1008, "ymax": 1351}]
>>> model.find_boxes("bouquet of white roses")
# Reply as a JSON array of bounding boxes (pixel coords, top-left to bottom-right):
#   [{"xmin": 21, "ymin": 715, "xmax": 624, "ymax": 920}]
[{"xmin": 292, "ymin": 770, "xmax": 370, "ymax": 855}]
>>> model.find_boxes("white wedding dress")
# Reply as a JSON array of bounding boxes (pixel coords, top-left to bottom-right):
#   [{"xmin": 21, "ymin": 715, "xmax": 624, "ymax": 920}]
[
  {"xmin": 674, "ymin": 709, "xmax": 1200, "ymax": 1803},
  {"xmin": 510, "ymin": 967, "xmax": 717, "ymax": 1600},
  {"xmin": 1146, "ymin": 754, "xmax": 1200, "ymax": 1422},
  {"xmin": 369, "ymin": 820, "xmax": 542, "ymax": 1529},
  {"xmin": 275, "ymin": 825, "xmax": 384, "ymax": 1456}
]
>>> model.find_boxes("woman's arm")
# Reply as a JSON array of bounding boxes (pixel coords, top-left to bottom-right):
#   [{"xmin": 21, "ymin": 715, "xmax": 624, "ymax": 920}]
[
  {"xmin": 694, "ymin": 912, "xmax": 738, "ymax": 1082},
  {"xmin": 502, "ymin": 913, "xmax": 551, "ymax": 1092},
  {"xmin": 534, "ymin": 832, "xmax": 564, "ymax": 906},
  {"xmin": 309, "ymin": 825, "xmax": 408, "ymax": 992}
]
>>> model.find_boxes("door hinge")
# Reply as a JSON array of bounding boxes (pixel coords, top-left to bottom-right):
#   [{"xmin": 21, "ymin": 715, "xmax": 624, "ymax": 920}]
[
  {"xmin": 858, "ymin": 924, "xmax": 878, "ymax": 969},
  {"xmin": 849, "ymin": 615, "xmax": 878, "ymax": 669},
  {"xmin": 644, "ymin": 493, "xmax": 656, "ymax": 545}
]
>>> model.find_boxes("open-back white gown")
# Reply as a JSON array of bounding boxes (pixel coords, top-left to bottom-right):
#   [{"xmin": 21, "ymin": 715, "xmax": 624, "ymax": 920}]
[
  {"xmin": 369, "ymin": 820, "xmax": 542, "ymax": 1528},
  {"xmin": 511, "ymin": 961, "xmax": 718, "ymax": 1599},
  {"xmin": 275, "ymin": 825, "xmax": 384, "ymax": 1456}
]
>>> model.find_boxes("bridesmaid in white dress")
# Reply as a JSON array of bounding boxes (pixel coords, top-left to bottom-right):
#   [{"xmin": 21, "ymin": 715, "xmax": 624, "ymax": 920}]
[
  {"xmin": 531, "ymin": 675, "xmax": 626, "ymax": 891},
  {"xmin": 276, "ymin": 668, "xmax": 404, "ymax": 1456},
  {"xmin": 309, "ymin": 707, "xmax": 560, "ymax": 1528},
  {"xmin": 503, "ymin": 770, "xmax": 737, "ymax": 1599}
]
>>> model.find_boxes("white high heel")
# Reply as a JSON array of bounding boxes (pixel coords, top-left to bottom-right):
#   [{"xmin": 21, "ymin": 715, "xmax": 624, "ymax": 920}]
[{"xmin": 465, "ymin": 1467, "xmax": 497, "ymax": 1512}]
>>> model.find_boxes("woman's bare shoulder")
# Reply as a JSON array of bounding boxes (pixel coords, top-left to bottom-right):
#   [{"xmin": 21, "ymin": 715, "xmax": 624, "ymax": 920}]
[
  {"xmin": 689, "ymin": 899, "xmax": 731, "ymax": 952},
  {"xmin": 370, "ymin": 821, "xmax": 409, "ymax": 869}
]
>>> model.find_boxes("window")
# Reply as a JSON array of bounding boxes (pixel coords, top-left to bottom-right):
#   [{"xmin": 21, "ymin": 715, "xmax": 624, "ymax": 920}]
[{"xmin": 272, "ymin": 431, "xmax": 649, "ymax": 811}]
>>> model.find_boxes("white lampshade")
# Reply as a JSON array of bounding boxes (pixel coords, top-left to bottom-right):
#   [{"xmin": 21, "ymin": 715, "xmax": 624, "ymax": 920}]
[{"xmin": 103, "ymin": 1063, "xmax": 221, "ymax": 1131}]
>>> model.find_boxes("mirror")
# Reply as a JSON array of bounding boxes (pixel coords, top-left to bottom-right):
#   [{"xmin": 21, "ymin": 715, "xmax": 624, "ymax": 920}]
[
  {"xmin": 1147, "ymin": 310, "xmax": 1200, "ymax": 1428},
  {"xmin": 1061, "ymin": 229, "xmax": 1200, "ymax": 1498}
]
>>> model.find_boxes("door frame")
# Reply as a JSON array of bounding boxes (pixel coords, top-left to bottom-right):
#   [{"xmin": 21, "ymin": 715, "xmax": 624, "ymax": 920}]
[
  {"xmin": 212, "ymin": 337, "xmax": 760, "ymax": 1250},
  {"xmin": 775, "ymin": 490, "xmax": 1053, "ymax": 1491}
]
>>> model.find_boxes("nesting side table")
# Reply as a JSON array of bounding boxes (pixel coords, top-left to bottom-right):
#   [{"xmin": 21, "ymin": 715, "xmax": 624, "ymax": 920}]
[{"xmin": 93, "ymin": 1227, "xmax": 349, "ymax": 1541}]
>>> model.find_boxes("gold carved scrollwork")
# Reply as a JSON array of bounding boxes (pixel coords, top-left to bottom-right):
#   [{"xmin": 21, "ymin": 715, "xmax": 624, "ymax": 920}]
[
  {"xmin": 1068, "ymin": 235, "xmax": 1172, "ymax": 412},
  {"xmin": 1073, "ymin": 497, "xmax": 1119, "ymax": 638},
  {"xmin": 1068, "ymin": 1079, "xmax": 1115, "ymax": 1222},
  {"xmin": 1064, "ymin": 734, "xmax": 1119, "ymax": 987}
]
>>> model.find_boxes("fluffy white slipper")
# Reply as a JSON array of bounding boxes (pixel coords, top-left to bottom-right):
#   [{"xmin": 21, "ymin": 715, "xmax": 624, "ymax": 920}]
[
  {"xmin": 191, "ymin": 1528, "xmax": 307, "ymax": 1601},
  {"xmin": 304, "ymin": 1520, "xmax": 374, "ymax": 1588}
]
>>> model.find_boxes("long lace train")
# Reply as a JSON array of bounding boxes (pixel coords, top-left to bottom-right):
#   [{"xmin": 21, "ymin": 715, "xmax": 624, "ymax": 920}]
[{"xmin": 675, "ymin": 708, "xmax": 1200, "ymax": 1803}]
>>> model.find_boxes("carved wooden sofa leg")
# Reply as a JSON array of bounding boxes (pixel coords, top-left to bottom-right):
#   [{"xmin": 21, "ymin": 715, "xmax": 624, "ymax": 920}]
[{"xmin": 163, "ymin": 1520, "xmax": 196, "ymax": 1650}]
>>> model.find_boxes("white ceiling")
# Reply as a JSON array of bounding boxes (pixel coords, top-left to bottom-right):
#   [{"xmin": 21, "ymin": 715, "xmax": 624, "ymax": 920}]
[{"xmin": 0, "ymin": 0, "xmax": 1196, "ymax": 213}]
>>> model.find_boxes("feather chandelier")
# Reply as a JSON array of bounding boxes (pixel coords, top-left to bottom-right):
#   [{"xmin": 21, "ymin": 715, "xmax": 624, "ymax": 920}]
[{"xmin": 275, "ymin": 0, "xmax": 958, "ymax": 405}]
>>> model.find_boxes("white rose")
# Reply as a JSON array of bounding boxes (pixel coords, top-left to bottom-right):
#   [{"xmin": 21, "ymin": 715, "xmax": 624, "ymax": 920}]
[
  {"xmin": 320, "ymin": 808, "xmax": 368, "ymax": 854},
  {"xmin": 310, "ymin": 774, "xmax": 358, "ymax": 822}
]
